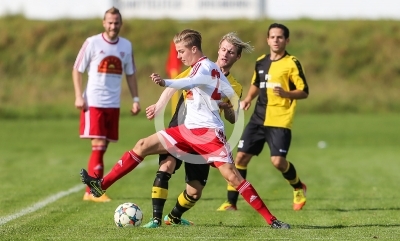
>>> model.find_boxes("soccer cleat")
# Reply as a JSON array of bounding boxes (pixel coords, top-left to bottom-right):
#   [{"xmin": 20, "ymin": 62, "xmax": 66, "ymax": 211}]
[
  {"xmin": 270, "ymin": 219, "xmax": 291, "ymax": 229},
  {"xmin": 142, "ymin": 218, "xmax": 161, "ymax": 228},
  {"xmin": 216, "ymin": 201, "xmax": 237, "ymax": 211},
  {"xmin": 163, "ymin": 215, "xmax": 193, "ymax": 226},
  {"xmin": 83, "ymin": 193, "xmax": 111, "ymax": 202},
  {"xmin": 293, "ymin": 183, "xmax": 307, "ymax": 210},
  {"xmin": 80, "ymin": 168, "xmax": 105, "ymax": 198}
]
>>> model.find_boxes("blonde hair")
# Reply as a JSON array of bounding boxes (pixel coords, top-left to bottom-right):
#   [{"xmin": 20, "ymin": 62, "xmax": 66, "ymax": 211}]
[
  {"xmin": 173, "ymin": 29, "xmax": 202, "ymax": 51},
  {"xmin": 104, "ymin": 7, "xmax": 122, "ymax": 23},
  {"xmin": 219, "ymin": 32, "xmax": 254, "ymax": 55}
]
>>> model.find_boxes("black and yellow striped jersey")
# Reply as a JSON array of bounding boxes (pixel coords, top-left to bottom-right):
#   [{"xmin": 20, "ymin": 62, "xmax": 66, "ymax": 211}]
[
  {"xmin": 168, "ymin": 67, "xmax": 243, "ymax": 127},
  {"xmin": 249, "ymin": 52, "xmax": 309, "ymax": 129}
]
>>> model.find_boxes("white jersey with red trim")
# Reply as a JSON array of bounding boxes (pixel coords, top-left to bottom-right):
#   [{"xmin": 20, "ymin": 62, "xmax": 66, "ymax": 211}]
[
  {"xmin": 73, "ymin": 33, "xmax": 136, "ymax": 108},
  {"xmin": 164, "ymin": 57, "xmax": 235, "ymax": 130}
]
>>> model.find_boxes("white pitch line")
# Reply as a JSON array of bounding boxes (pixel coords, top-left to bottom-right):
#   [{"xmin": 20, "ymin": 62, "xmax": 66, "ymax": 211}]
[
  {"xmin": 0, "ymin": 159, "xmax": 157, "ymax": 226},
  {"xmin": 0, "ymin": 184, "xmax": 84, "ymax": 226}
]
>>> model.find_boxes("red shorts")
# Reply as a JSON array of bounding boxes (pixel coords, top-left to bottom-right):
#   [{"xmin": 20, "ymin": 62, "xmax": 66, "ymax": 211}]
[
  {"xmin": 79, "ymin": 107, "xmax": 120, "ymax": 142},
  {"xmin": 158, "ymin": 125, "xmax": 234, "ymax": 167}
]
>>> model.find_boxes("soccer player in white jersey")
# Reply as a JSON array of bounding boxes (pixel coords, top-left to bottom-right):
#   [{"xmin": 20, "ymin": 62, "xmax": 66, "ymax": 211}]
[
  {"xmin": 73, "ymin": 7, "xmax": 140, "ymax": 202},
  {"xmin": 80, "ymin": 29, "xmax": 290, "ymax": 229},
  {"xmin": 143, "ymin": 32, "xmax": 250, "ymax": 228}
]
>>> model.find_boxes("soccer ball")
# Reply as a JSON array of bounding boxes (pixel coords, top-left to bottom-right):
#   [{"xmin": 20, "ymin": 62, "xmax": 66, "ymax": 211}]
[{"xmin": 114, "ymin": 202, "xmax": 143, "ymax": 227}]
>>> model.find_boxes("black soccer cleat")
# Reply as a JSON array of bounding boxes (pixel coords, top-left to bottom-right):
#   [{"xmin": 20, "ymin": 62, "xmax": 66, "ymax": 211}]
[
  {"xmin": 270, "ymin": 219, "xmax": 291, "ymax": 229},
  {"xmin": 80, "ymin": 168, "xmax": 105, "ymax": 198}
]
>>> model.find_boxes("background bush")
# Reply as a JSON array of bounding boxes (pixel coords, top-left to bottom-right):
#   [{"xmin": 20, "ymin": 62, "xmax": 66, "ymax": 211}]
[{"xmin": 1, "ymin": 16, "xmax": 399, "ymax": 119}]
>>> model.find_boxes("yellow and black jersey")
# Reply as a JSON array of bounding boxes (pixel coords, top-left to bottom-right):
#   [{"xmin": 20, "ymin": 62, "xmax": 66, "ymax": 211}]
[
  {"xmin": 168, "ymin": 67, "xmax": 242, "ymax": 128},
  {"xmin": 249, "ymin": 52, "xmax": 309, "ymax": 129}
]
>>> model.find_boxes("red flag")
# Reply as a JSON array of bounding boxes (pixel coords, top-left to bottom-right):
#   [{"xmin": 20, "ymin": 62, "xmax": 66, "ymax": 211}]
[{"xmin": 166, "ymin": 41, "xmax": 182, "ymax": 78}]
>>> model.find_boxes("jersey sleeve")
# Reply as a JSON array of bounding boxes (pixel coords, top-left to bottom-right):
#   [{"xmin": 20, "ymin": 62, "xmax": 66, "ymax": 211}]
[
  {"xmin": 73, "ymin": 39, "xmax": 93, "ymax": 73},
  {"xmin": 251, "ymin": 54, "xmax": 265, "ymax": 87},
  {"xmin": 175, "ymin": 67, "xmax": 192, "ymax": 100},
  {"xmin": 290, "ymin": 57, "xmax": 309, "ymax": 94},
  {"xmin": 164, "ymin": 74, "xmax": 211, "ymax": 90},
  {"xmin": 250, "ymin": 70, "xmax": 259, "ymax": 87},
  {"xmin": 219, "ymin": 76, "xmax": 235, "ymax": 100},
  {"xmin": 222, "ymin": 75, "xmax": 242, "ymax": 113}
]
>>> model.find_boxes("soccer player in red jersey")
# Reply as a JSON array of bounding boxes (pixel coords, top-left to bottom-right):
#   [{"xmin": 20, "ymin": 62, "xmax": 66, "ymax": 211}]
[{"xmin": 73, "ymin": 7, "xmax": 140, "ymax": 202}]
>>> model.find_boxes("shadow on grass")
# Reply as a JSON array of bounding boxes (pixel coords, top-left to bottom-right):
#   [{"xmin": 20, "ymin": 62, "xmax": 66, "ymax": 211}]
[
  {"xmin": 306, "ymin": 207, "xmax": 400, "ymax": 212},
  {"xmin": 297, "ymin": 224, "xmax": 400, "ymax": 229}
]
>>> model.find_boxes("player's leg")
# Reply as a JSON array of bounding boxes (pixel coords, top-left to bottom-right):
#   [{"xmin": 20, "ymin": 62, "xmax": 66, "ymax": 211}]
[
  {"xmin": 80, "ymin": 132, "xmax": 168, "ymax": 197},
  {"xmin": 143, "ymin": 154, "xmax": 183, "ymax": 228},
  {"xmin": 218, "ymin": 123, "xmax": 265, "ymax": 210},
  {"xmin": 216, "ymin": 162, "xmax": 290, "ymax": 229},
  {"xmin": 164, "ymin": 161, "xmax": 209, "ymax": 225},
  {"xmin": 266, "ymin": 127, "xmax": 306, "ymax": 210},
  {"xmin": 80, "ymin": 107, "xmax": 112, "ymax": 202},
  {"xmin": 192, "ymin": 128, "xmax": 289, "ymax": 228}
]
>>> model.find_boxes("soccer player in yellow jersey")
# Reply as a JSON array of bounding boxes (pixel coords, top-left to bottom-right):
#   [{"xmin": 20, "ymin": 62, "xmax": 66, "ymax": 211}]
[
  {"xmin": 217, "ymin": 23, "xmax": 309, "ymax": 211},
  {"xmin": 143, "ymin": 32, "xmax": 253, "ymax": 228}
]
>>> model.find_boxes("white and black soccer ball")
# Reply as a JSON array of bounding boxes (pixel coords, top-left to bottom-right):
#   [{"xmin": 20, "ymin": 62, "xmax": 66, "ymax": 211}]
[{"xmin": 114, "ymin": 202, "xmax": 143, "ymax": 227}]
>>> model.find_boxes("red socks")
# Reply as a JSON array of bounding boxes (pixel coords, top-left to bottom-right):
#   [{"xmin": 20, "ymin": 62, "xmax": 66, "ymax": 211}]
[
  {"xmin": 101, "ymin": 150, "xmax": 143, "ymax": 190},
  {"xmin": 86, "ymin": 145, "xmax": 106, "ymax": 193},
  {"xmin": 237, "ymin": 180, "xmax": 276, "ymax": 225}
]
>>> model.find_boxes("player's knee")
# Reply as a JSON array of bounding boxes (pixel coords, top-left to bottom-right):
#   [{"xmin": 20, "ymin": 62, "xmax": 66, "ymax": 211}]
[
  {"xmin": 186, "ymin": 182, "xmax": 203, "ymax": 199},
  {"xmin": 159, "ymin": 160, "xmax": 175, "ymax": 174},
  {"xmin": 134, "ymin": 138, "xmax": 146, "ymax": 150},
  {"xmin": 224, "ymin": 171, "xmax": 243, "ymax": 189},
  {"xmin": 134, "ymin": 137, "xmax": 154, "ymax": 155},
  {"xmin": 91, "ymin": 138, "xmax": 107, "ymax": 146},
  {"xmin": 235, "ymin": 152, "xmax": 251, "ymax": 166},
  {"xmin": 271, "ymin": 156, "xmax": 287, "ymax": 171},
  {"xmin": 186, "ymin": 189, "xmax": 202, "ymax": 199}
]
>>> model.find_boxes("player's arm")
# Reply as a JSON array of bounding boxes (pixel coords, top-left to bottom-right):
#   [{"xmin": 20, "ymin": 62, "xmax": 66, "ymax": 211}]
[
  {"xmin": 126, "ymin": 73, "xmax": 141, "ymax": 115},
  {"xmin": 151, "ymin": 73, "xmax": 211, "ymax": 90},
  {"xmin": 274, "ymin": 58, "xmax": 309, "ymax": 99},
  {"xmin": 221, "ymin": 82, "xmax": 242, "ymax": 124},
  {"xmin": 125, "ymin": 50, "xmax": 141, "ymax": 115},
  {"xmin": 241, "ymin": 84, "xmax": 259, "ymax": 111},
  {"xmin": 72, "ymin": 39, "xmax": 91, "ymax": 111},
  {"xmin": 72, "ymin": 68, "xmax": 85, "ymax": 110},
  {"xmin": 218, "ymin": 78, "xmax": 237, "ymax": 123},
  {"xmin": 240, "ymin": 66, "xmax": 261, "ymax": 110},
  {"xmin": 126, "ymin": 74, "xmax": 139, "ymax": 100},
  {"xmin": 146, "ymin": 87, "xmax": 177, "ymax": 120},
  {"xmin": 154, "ymin": 87, "xmax": 177, "ymax": 115},
  {"xmin": 221, "ymin": 102, "xmax": 236, "ymax": 124}
]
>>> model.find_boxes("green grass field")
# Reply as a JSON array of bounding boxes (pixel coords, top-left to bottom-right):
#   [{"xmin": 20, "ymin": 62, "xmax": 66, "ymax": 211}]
[{"xmin": 0, "ymin": 113, "xmax": 399, "ymax": 240}]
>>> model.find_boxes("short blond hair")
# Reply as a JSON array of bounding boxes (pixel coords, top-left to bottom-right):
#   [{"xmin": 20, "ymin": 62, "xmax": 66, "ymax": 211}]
[
  {"xmin": 104, "ymin": 7, "xmax": 122, "ymax": 23},
  {"xmin": 219, "ymin": 32, "xmax": 254, "ymax": 55},
  {"xmin": 173, "ymin": 29, "xmax": 202, "ymax": 51}
]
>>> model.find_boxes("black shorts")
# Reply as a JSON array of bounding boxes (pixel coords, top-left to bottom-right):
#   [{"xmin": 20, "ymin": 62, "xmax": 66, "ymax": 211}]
[
  {"xmin": 237, "ymin": 122, "xmax": 292, "ymax": 157},
  {"xmin": 158, "ymin": 154, "xmax": 209, "ymax": 186}
]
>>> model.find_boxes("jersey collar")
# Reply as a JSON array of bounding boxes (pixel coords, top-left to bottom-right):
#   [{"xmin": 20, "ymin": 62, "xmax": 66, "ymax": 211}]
[
  {"xmin": 191, "ymin": 56, "xmax": 207, "ymax": 67},
  {"xmin": 102, "ymin": 33, "xmax": 119, "ymax": 44}
]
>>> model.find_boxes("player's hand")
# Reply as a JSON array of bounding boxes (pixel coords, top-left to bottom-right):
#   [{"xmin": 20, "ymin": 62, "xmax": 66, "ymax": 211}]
[
  {"xmin": 145, "ymin": 104, "xmax": 156, "ymax": 120},
  {"xmin": 240, "ymin": 99, "xmax": 251, "ymax": 110},
  {"xmin": 273, "ymin": 86, "xmax": 288, "ymax": 98},
  {"xmin": 131, "ymin": 102, "xmax": 141, "ymax": 115},
  {"xmin": 218, "ymin": 102, "xmax": 233, "ymax": 110},
  {"xmin": 75, "ymin": 96, "xmax": 87, "ymax": 111},
  {"xmin": 150, "ymin": 73, "xmax": 165, "ymax": 87}
]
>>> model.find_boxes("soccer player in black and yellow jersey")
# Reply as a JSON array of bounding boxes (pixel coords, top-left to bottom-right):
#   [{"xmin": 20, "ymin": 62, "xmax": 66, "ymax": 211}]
[
  {"xmin": 143, "ymin": 33, "xmax": 255, "ymax": 228},
  {"xmin": 217, "ymin": 23, "xmax": 309, "ymax": 211}
]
